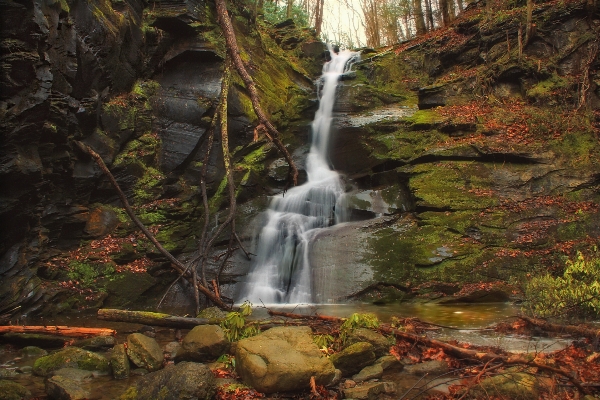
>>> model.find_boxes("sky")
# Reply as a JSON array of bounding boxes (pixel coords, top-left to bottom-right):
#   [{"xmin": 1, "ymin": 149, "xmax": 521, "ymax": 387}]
[{"xmin": 320, "ymin": 0, "xmax": 368, "ymax": 48}]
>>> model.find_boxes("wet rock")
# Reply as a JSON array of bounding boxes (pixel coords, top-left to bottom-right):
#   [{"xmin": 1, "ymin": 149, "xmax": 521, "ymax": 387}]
[
  {"xmin": 126, "ymin": 333, "xmax": 163, "ymax": 372},
  {"xmin": 110, "ymin": 344, "xmax": 130, "ymax": 380},
  {"xmin": 403, "ymin": 360, "xmax": 449, "ymax": 377},
  {"xmin": 197, "ymin": 306, "xmax": 228, "ymax": 322},
  {"xmin": 32, "ymin": 347, "xmax": 110, "ymax": 376},
  {"xmin": 83, "ymin": 206, "xmax": 119, "ymax": 238},
  {"xmin": 463, "ymin": 371, "xmax": 542, "ymax": 399},
  {"xmin": 46, "ymin": 375, "xmax": 91, "ymax": 400},
  {"xmin": 20, "ymin": 346, "xmax": 48, "ymax": 358},
  {"xmin": 330, "ymin": 342, "xmax": 376, "ymax": 377},
  {"xmin": 0, "ymin": 380, "xmax": 31, "ymax": 400},
  {"xmin": 50, "ymin": 368, "xmax": 94, "ymax": 381},
  {"xmin": 375, "ymin": 355, "xmax": 402, "ymax": 371},
  {"xmin": 342, "ymin": 381, "xmax": 388, "ymax": 400},
  {"xmin": 175, "ymin": 325, "xmax": 229, "ymax": 362},
  {"xmin": 235, "ymin": 326, "xmax": 336, "ymax": 393},
  {"xmin": 346, "ymin": 328, "xmax": 392, "ymax": 358},
  {"xmin": 73, "ymin": 335, "xmax": 116, "ymax": 351},
  {"xmin": 119, "ymin": 361, "xmax": 216, "ymax": 400},
  {"xmin": 0, "ymin": 368, "xmax": 18, "ymax": 378},
  {"xmin": 352, "ymin": 363, "xmax": 383, "ymax": 382}
]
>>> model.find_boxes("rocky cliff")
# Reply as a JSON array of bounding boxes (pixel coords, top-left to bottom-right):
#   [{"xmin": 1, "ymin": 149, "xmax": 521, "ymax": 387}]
[
  {"xmin": 313, "ymin": 0, "xmax": 600, "ymax": 303},
  {"xmin": 0, "ymin": 0, "xmax": 324, "ymax": 318}
]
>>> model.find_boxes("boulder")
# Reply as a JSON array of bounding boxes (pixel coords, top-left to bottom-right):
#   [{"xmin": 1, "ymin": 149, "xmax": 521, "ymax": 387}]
[
  {"xmin": 175, "ymin": 325, "xmax": 229, "ymax": 362},
  {"xmin": 84, "ymin": 205, "xmax": 119, "ymax": 238},
  {"xmin": 346, "ymin": 328, "xmax": 391, "ymax": 358},
  {"xmin": 20, "ymin": 346, "xmax": 48, "ymax": 358},
  {"xmin": 32, "ymin": 347, "xmax": 110, "ymax": 376},
  {"xmin": 118, "ymin": 361, "xmax": 215, "ymax": 400},
  {"xmin": 235, "ymin": 326, "xmax": 336, "ymax": 393},
  {"xmin": 329, "ymin": 342, "xmax": 376, "ymax": 377},
  {"xmin": 352, "ymin": 363, "xmax": 383, "ymax": 383},
  {"xmin": 197, "ymin": 306, "xmax": 228, "ymax": 322},
  {"xmin": 126, "ymin": 333, "xmax": 163, "ymax": 372},
  {"xmin": 0, "ymin": 380, "xmax": 32, "ymax": 400},
  {"xmin": 343, "ymin": 381, "xmax": 392, "ymax": 400},
  {"xmin": 74, "ymin": 335, "xmax": 117, "ymax": 351},
  {"xmin": 403, "ymin": 360, "xmax": 449, "ymax": 377},
  {"xmin": 46, "ymin": 376, "xmax": 90, "ymax": 400},
  {"xmin": 110, "ymin": 344, "xmax": 130, "ymax": 380},
  {"xmin": 464, "ymin": 371, "xmax": 543, "ymax": 399}
]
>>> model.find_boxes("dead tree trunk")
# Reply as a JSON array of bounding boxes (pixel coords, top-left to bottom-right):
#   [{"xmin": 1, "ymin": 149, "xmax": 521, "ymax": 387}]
[
  {"xmin": 97, "ymin": 309, "xmax": 210, "ymax": 329},
  {"xmin": 215, "ymin": 0, "xmax": 299, "ymax": 186}
]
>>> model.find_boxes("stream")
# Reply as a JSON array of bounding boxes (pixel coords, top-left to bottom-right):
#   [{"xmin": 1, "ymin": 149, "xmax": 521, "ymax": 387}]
[{"xmin": 0, "ymin": 302, "xmax": 574, "ymax": 399}]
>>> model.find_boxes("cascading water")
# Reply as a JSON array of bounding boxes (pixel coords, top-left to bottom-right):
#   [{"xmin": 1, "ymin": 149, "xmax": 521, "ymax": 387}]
[{"xmin": 237, "ymin": 46, "xmax": 360, "ymax": 305}]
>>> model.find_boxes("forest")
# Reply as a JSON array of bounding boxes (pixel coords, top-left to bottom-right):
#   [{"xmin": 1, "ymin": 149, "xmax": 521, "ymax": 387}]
[{"xmin": 0, "ymin": 0, "xmax": 599, "ymax": 398}]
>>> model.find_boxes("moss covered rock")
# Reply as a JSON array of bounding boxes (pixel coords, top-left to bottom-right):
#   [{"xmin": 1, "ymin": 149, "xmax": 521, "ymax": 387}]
[
  {"xmin": 330, "ymin": 342, "xmax": 376, "ymax": 377},
  {"xmin": 32, "ymin": 347, "xmax": 110, "ymax": 376},
  {"xmin": 0, "ymin": 380, "xmax": 32, "ymax": 400},
  {"xmin": 126, "ymin": 333, "xmax": 163, "ymax": 372}
]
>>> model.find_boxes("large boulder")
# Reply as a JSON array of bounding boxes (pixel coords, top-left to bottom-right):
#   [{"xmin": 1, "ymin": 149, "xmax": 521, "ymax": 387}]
[
  {"xmin": 126, "ymin": 333, "xmax": 163, "ymax": 372},
  {"xmin": 45, "ymin": 368, "xmax": 93, "ymax": 400},
  {"xmin": 235, "ymin": 326, "xmax": 336, "ymax": 393},
  {"xmin": 118, "ymin": 361, "xmax": 216, "ymax": 400},
  {"xmin": 329, "ymin": 342, "xmax": 376, "ymax": 377},
  {"xmin": 32, "ymin": 347, "xmax": 110, "ymax": 376},
  {"xmin": 175, "ymin": 325, "xmax": 229, "ymax": 362}
]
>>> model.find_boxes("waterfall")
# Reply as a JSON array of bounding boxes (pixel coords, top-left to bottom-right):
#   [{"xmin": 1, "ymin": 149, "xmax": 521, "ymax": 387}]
[{"xmin": 237, "ymin": 46, "xmax": 360, "ymax": 305}]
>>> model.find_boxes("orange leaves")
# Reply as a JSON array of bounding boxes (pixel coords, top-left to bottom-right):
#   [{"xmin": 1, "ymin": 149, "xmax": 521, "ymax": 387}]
[{"xmin": 215, "ymin": 385, "xmax": 265, "ymax": 400}]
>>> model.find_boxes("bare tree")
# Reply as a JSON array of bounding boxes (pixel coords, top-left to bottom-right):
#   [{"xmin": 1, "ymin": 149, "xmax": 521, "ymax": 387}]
[{"xmin": 414, "ymin": 0, "xmax": 427, "ymax": 34}]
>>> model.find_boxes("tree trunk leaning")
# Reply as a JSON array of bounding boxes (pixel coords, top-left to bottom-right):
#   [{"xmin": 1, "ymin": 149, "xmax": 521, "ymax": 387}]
[
  {"xmin": 97, "ymin": 309, "xmax": 211, "ymax": 329},
  {"xmin": 0, "ymin": 326, "xmax": 116, "ymax": 337}
]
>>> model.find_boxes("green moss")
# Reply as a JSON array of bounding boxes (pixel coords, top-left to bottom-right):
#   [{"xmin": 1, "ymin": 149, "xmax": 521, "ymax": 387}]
[
  {"xmin": 368, "ymin": 128, "xmax": 447, "ymax": 161},
  {"xmin": 0, "ymin": 380, "xmax": 31, "ymax": 400},
  {"xmin": 526, "ymin": 74, "xmax": 569, "ymax": 100},
  {"xmin": 118, "ymin": 387, "xmax": 138, "ymax": 400},
  {"xmin": 407, "ymin": 162, "xmax": 499, "ymax": 210},
  {"xmin": 404, "ymin": 109, "xmax": 444, "ymax": 129},
  {"xmin": 133, "ymin": 167, "xmax": 165, "ymax": 204},
  {"xmin": 114, "ymin": 133, "xmax": 161, "ymax": 168},
  {"xmin": 33, "ymin": 347, "xmax": 110, "ymax": 376},
  {"xmin": 67, "ymin": 260, "xmax": 115, "ymax": 288}
]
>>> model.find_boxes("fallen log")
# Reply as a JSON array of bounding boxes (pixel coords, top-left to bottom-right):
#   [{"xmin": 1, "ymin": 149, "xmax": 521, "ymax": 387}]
[
  {"xmin": 0, "ymin": 326, "xmax": 115, "ymax": 337},
  {"xmin": 518, "ymin": 315, "xmax": 600, "ymax": 340},
  {"xmin": 98, "ymin": 309, "xmax": 210, "ymax": 329},
  {"xmin": 267, "ymin": 310, "xmax": 342, "ymax": 322}
]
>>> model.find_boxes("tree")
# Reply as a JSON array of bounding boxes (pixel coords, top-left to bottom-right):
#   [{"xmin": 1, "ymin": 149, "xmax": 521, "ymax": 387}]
[{"xmin": 414, "ymin": 0, "xmax": 427, "ymax": 35}]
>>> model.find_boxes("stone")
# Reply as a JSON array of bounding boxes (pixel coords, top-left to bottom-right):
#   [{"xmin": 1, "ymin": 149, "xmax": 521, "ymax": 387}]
[
  {"xmin": 32, "ymin": 347, "xmax": 110, "ymax": 376},
  {"xmin": 343, "ymin": 381, "xmax": 387, "ymax": 400},
  {"xmin": 175, "ymin": 325, "xmax": 229, "ymax": 362},
  {"xmin": 375, "ymin": 355, "xmax": 402, "ymax": 371},
  {"xmin": 50, "ymin": 368, "xmax": 94, "ymax": 381},
  {"xmin": 20, "ymin": 346, "xmax": 48, "ymax": 357},
  {"xmin": 0, "ymin": 380, "xmax": 32, "ymax": 400},
  {"xmin": 346, "ymin": 328, "xmax": 392, "ymax": 358},
  {"xmin": 329, "ymin": 342, "xmax": 376, "ymax": 377},
  {"xmin": 110, "ymin": 344, "xmax": 130, "ymax": 380},
  {"xmin": 74, "ymin": 335, "xmax": 116, "ymax": 351},
  {"xmin": 352, "ymin": 363, "xmax": 383, "ymax": 382},
  {"xmin": 126, "ymin": 333, "xmax": 163, "ymax": 372},
  {"xmin": 118, "ymin": 361, "xmax": 216, "ymax": 400},
  {"xmin": 197, "ymin": 306, "xmax": 227, "ymax": 322},
  {"xmin": 465, "ymin": 371, "xmax": 541, "ymax": 399},
  {"xmin": 163, "ymin": 341, "xmax": 181, "ymax": 360},
  {"xmin": 403, "ymin": 360, "xmax": 449, "ymax": 377},
  {"xmin": 46, "ymin": 374, "xmax": 92, "ymax": 400},
  {"xmin": 235, "ymin": 326, "xmax": 336, "ymax": 393}
]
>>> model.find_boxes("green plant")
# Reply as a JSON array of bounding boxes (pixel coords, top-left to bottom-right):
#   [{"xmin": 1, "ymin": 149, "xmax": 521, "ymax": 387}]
[
  {"xmin": 524, "ymin": 249, "xmax": 600, "ymax": 319},
  {"xmin": 220, "ymin": 301, "xmax": 260, "ymax": 341},
  {"xmin": 313, "ymin": 333, "xmax": 335, "ymax": 353},
  {"xmin": 216, "ymin": 353, "xmax": 236, "ymax": 369},
  {"xmin": 339, "ymin": 313, "xmax": 379, "ymax": 345}
]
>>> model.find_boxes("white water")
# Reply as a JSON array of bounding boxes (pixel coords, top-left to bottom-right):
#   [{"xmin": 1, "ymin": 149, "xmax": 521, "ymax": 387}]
[{"xmin": 238, "ymin": 47, "xmax": 360, "ymax": 305}]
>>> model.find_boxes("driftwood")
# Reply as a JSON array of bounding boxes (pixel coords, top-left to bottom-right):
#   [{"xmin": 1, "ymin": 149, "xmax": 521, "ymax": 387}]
[
  {"xmin": 76, "ymin": 142, "xmax": 230, "ymax": 311},
  {"xmin": 518, "ymin": 315, "xmax": 600, "ymax": 340},
  {"xmin": 272, "ymin": 310, "xmax": 590, "ymax": 395},
  {"xmin": 0, "ymin": 326, "xmax": 115, "ymax": 337},
  {"xmin": 267, "ymin": 310, "xmax": 343, "ymax": 322},
  {"xmin": 97, "ymin": 309, "xmax": 211, "ymax": 329}
]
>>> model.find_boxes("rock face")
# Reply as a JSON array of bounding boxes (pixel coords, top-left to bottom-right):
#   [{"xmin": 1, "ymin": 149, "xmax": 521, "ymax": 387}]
[
  {"xmin": 32, "ymin": 347, "xmax": 110, "ymax": 377},
  {"xmin": 119, "ymin": 361, "xmax": 216, "ymax": 400},
  {"xmin": 126, "ymin": 333, "xmax": 163, "ymax": 372},
  {"xmin": 0, "ymin": 0, "xmax": 321, "ymax": 318},
  {"xmin": 175, "ymin": 325, "xmax": 229, "ymax": 362},
  {"xmin": 235, "ymin": 326, "xmax": 336, "ymax": 393}
]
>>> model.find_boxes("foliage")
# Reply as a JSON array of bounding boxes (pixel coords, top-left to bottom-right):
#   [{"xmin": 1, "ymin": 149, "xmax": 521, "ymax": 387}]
[
  {"xmin": 262, "ymin": 2, "xmax": 309, "ymax": 26},
  {"xmin": 313, "ymin": 333, "xmax": 335, "ymax": 353},
  {"xmin": 220, "ymin": 301, "xmax": 260, "ymax": 341},
  {"xmin": 524, "ymin": 249, "xmax": 600, "ymax": 319},
  {"xmin": 339, "ymin": 313, "xmax": 379, "ymax": 345},
  {"xmin": 67, "ymin": 260, "xmax": 115, "ymax": 287}
]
